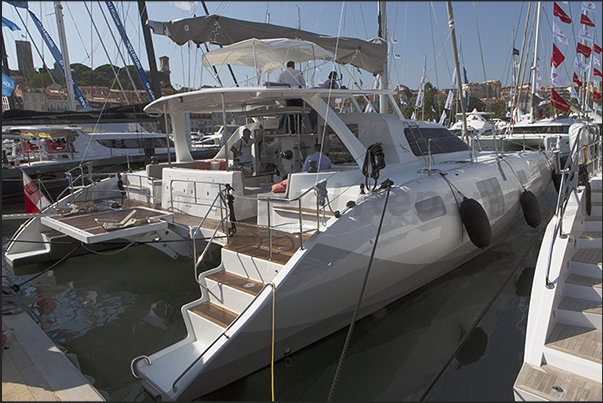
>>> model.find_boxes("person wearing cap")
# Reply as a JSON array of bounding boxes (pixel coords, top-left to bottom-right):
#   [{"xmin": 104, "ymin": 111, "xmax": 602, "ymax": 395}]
[{"xmin": 309, "ymin": 71, "xmax": 340, "ymax": 132}]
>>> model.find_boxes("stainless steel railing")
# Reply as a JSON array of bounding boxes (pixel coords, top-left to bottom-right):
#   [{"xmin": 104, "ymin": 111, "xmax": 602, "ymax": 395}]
[{"xmin": 544, "ymin": 124, "xmax": 602, "ymax": 288}]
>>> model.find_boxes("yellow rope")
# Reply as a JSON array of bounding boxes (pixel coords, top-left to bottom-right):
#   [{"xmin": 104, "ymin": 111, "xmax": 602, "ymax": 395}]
[{"xmin": 269, "ymin": 281, "xmax": 276, "ymax": 401}]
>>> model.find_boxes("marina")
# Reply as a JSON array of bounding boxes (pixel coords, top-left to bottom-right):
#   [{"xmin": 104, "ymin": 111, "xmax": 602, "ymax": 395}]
[{"xmin": 2, "ymin": 1, "xmax": 602, "ymax": 401}]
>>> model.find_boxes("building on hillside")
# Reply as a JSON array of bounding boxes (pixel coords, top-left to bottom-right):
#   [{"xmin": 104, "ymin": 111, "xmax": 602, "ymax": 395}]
[{"xmin": 462, "ymin": 80, "xmax": 502, "ymax": 102}]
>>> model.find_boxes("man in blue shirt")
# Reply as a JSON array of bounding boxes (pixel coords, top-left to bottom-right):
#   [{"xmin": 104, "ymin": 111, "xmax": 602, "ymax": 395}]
[{"xmin": 302, "ymin": 143, "xmax": 331, "ymax": 172}]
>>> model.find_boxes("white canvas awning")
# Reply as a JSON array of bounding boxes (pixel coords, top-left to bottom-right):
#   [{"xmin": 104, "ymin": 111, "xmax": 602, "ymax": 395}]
[{"xmin": 201, "ymin": 38, "xmax": 335, "ymax": 74}]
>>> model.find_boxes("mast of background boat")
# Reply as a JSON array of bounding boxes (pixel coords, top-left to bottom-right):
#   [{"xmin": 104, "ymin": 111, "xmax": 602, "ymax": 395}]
[
  {"xmin": 528, "ymin": 1, "xmax": 541, "ymax": 123},
  {"xmin": 446, "ymin": 2, "xmax": 469, "ymax": 148},
  {"xmin": 378, "ymin": 1, "xmax": 389, "ymax": 112},
  {"xmin": 53, "ymin": 1, "xmax": 77, "ymax": 111},
  {"xmin": 138, "ymin": 1, "xmax": 162, "ymax": 99}
]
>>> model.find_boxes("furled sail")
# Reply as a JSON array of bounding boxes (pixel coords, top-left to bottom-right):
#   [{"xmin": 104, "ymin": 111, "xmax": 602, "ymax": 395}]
[{"xmin": 147, "ymin": 14, "xmax": 387, "ymax": 75}]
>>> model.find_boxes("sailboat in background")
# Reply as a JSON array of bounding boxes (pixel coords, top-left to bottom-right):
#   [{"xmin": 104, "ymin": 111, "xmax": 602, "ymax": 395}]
[{"xmin": 477, "ymin": 1, "xmax": 600, "ymax": 162}]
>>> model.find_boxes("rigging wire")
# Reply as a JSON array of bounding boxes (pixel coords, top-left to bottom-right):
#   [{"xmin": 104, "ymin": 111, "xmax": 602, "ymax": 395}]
[
  {"xmin": 10, "ymin": 7, "xmax": 69, "ymax": 110},
  {"xmin": 328, "ymin": 180, "xmax": 393, "ymax": 401},
  {"xmin": 472, "ymin": 2, "xmax": 491, "ymax": 112},
  {"xmin": 96, "ymin": 0, "xmax": 143, "ymax": 103},
  {"xmin": 64, "ymin": 2, "xmax": 92, "ymax": 65}
]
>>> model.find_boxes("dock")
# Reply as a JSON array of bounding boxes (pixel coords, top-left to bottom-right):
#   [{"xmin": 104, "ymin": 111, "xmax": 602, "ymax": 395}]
[{"xmin": 2, "ymin": 311, "xmax": 105, "ymax": 401}]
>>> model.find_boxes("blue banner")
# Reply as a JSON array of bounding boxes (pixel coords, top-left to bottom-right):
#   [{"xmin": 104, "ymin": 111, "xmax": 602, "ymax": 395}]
[
  {"xmin": 6, "ymin": 1, "xmax": 28, "ymax": 9},
  {"xmin": 27, "ymin": 10, "xmax": 88, "ymax": 109},
  {"xmin": 2, "ymin": 16, "xmax": 21, "ymax": 31},
  {"xmin": 2, "ymin": 73, "xmax": 15, "ymax": 96},
  {"xmin": 105, "ymin": 1, "xmax": 155, "ymax": 102}
]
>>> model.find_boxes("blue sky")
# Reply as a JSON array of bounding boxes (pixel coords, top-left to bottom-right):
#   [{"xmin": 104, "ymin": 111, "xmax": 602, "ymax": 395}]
[{"xmin": 2, "ymin": 1, "xmax": 602, "ymax": 93}]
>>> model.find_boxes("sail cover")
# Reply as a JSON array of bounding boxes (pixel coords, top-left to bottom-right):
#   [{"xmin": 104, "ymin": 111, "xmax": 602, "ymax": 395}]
[
  {"xmin": 201, "ymin": 38, "xmax": 335, "ymax": 74},
  {"xmin": 147, "ymin": 14, "xmax": 387, "ymax": 75}
]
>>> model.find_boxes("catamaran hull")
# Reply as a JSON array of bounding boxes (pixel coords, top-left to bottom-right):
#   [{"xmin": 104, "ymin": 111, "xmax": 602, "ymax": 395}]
[{"xmin": 136, "ymin": 152, "xmax": 554, "ymax": 400}]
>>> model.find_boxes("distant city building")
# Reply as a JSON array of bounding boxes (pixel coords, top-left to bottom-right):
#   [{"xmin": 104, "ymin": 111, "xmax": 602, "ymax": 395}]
[
  {"xmin": 462, "ymin": 80, "xmax": 502, "ymax": 101},
  {"xmin": 15, "ymin": 41, "xmax": 34, "ymax": 78}
]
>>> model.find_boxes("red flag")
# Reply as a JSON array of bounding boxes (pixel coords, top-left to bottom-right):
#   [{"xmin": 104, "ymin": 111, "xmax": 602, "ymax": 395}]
[
  {"xmin": 22, "ymin": 170, "xmax": 51, "ymax": 213},
  {"xmin": 553, "ymin": 2, "xmax": 572, "ymax": 24},
  {"xmin": 577, "ymin": 42, "xmax": 592, "ymax": 58},
  {"xmin": 551, "ymin": 43, "xmax": 565, "ymax": 67},
  {"xmin": 595, "ymin": 68, "xmax": 602, "ymax": 77},
  {"xmin": 551, "ymin": 88, "xmax": 570, "ymax": 112},
  {"xmin": 580, "ymin": 14, "xmax": 595, "ymax": 27},
  {"xmin": 573, "ymin": 72, "xmax": 583, "ymax": 87},
  {"xmin": 594, "ymin": 43, "xmax": 602, "ymax": 54},
  {"xmin": 593, "ymin": 91, "xmax": 602, "ymax": 101}
]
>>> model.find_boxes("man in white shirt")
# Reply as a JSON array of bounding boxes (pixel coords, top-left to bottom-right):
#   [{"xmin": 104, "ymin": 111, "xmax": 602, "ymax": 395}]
[
  {"xmin": 277, "ymin": 61, "xmax": 306, "ymax": 88},
  {"xmin": 230, "ymin": 127, "xmax": 262, "ymax": 175},
  {"xmin": 277, "ymin": 61, "xmax": 306, "ymax": 133}
]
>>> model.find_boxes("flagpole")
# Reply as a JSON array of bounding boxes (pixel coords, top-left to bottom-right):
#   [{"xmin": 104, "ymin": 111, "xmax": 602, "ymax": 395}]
[
  {"xmin": 446, "ymin": 1, "xmax": 468, "ymax": 145},
  {"xmin": 529, "ymin": 1, "xmax": 541, "ymax": 123},
  {"xmin": 580, "ymin": 8, "xmax": 593, "ymax": 116}
]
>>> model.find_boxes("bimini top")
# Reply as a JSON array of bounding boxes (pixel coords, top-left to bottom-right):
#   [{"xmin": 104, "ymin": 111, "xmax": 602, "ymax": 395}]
[{"xmin": 143, "ymin": 86, "xmax": 397, "ymax": 116}]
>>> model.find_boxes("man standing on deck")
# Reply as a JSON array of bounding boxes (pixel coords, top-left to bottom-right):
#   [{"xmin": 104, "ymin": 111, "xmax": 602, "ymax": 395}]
[{"xmin": 277, "ymin": 61, "xmax": 306, "ymax": 133}]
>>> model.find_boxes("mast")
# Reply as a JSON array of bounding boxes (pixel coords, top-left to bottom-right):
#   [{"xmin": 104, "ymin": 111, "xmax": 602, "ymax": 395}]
[
  {"xmin": 529, "ymin": 1, "xmax": 541, "ymax": 123},
  {"xmin": 446, "ymin": 1, "xmax": 468, "ymax": 141},
  {"xmin": 54, "ymin": 1, "xmax": 77, "ymax": 111},
  {"xmin": 138, "ymin": 0, "xmax": 162, "ymax": 99},
  {"xmin": 378, "ymin": 1, "xmax": 388, "ymax": 113}
]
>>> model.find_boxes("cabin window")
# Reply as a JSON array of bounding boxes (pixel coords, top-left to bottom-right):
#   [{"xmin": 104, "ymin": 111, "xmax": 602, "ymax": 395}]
[
  {"xmin": 325, "ymin": 124, "xmax": 358, "ymax": 165},
  {"xmin": 415, "ymin": 196, "xmax": 447, "ymax": 222},
  {"xmin": 404, "ymin": 127, "xmax": 470, "ymax": 156},
  {"xmin": 95, "ymin": 138, "xmax": 170, "ymax": 149},
  {"xmin": 516, "ymin": 169, "xmax": 528, "ymax": 186},
  {"xmin": 476, "ymin": 178, "xmax": 504, "ymax": 219}
]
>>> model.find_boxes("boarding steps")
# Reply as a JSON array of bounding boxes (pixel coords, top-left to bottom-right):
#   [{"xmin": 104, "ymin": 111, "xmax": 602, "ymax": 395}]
[
  {"xmin": 135, "ymin": 221, "xmax": 306, "ymax": 399},
  {"xmin": 514, "ymin": 176, "xmax": 602, "ymax": 401}
]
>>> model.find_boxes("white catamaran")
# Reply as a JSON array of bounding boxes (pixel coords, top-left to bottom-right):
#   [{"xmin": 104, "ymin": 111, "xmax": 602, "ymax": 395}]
[{"xmin": 4, "ymin": 3, "xmax": 562, "ymax": 400}]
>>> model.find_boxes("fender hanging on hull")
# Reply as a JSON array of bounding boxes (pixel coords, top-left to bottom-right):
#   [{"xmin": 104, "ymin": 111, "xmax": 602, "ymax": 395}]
[
  {"xmin": 459, "ymin": 197, "xmax": 492, "ymax": 249},
  {"xmin": 520, "ymin": 190, "xmax": 541, "ymax": 228}
]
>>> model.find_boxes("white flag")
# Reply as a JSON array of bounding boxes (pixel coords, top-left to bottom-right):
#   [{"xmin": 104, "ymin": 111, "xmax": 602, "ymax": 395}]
[
  {"xmin": 415, "ymin": 88, "xmax": 424, "ymax": 108},
  {"xmin": 553, "ymin": 21, "xmax": 569, "ymax": 45},
  {"xmin": 22, "ymin": 170, "xmax": 51, "ymax": 213},
  {"xmin": 574, "ymin": 57, "xmax": 589, "ymax": 73},
  {"xmin": 594, "ymin": 80, "xmax": 600, "ymax": 89},
  {"xmin": 431, "ymin": 105, "xmax": 436, "ymax": 113},
  {"xmin": 444, "ymin": 90, "xmax": 454, "ymax": 110},
  {"xmin": 364, "ymin": 102, "xmax": 374, "ymax": 113},
  {"xmin": 571, "ymin": 86, "xmax": 580, "ymax": 101},
  {"xmin": 551, "ymin": 64, "xmax": 565, "ymax": 87},
  {"xmin": 411, "ymin": 111, "xmax": 416, "ymax": 120},
  {"xmin": 582, "ymin": 1, "xmax": 596, "ymax": 12},
  {"xmin": 438, "ymin": 110, "xmax": 447, "ymax": 125},
  {"xmin": 168, "ymin": 1, "xmax": 198, "ymax": 15},
  {"xmin": 593, "ymin": 102, "xmax": 602, "ymax": 111},
  {"xmin": 594, "ymin": 57, "xmax": 601, "ymax": 67},
  {"xmin": 579, "ymin": 28, "xmax": 593, "ymax": 43}
]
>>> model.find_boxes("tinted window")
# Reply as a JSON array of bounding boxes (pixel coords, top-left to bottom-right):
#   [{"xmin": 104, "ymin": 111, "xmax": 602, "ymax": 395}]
[
  {"xmin": 404, "ymin": 127, "xmax": 470, "ymax": 156},
  {"xmin": 415, "ymin": 196, "xmax": 447, "ymax": 222},
  {"xmin": 476, "ymin": 177, "xmax": 504, "ymax": 219}
]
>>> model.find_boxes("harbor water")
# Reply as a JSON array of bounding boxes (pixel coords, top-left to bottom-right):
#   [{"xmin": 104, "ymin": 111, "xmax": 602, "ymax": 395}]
[{"xmin": 2, "ymin": 184, "xmax": 558, "ymax": 401}]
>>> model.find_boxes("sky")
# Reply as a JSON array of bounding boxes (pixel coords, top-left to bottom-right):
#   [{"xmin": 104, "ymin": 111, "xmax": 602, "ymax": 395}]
[{"xmin": 2, "ymin": 1, "xmax": 602, "ymax": 95}]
